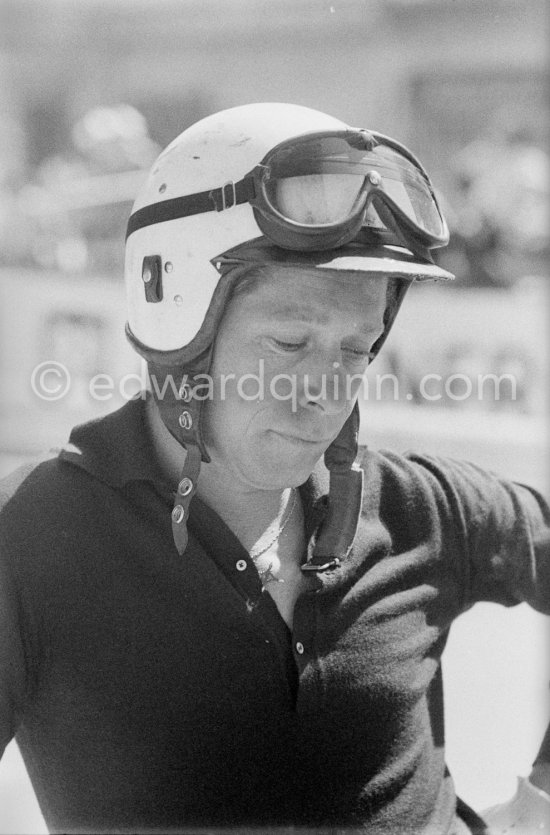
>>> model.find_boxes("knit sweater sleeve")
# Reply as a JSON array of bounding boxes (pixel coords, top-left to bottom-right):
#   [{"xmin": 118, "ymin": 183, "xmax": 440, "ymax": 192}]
[
  {"xmin": 404, "ymin": 453, "xmax": 550, "ymax": 614},
  {"xmin": 0, "ymin": 464, "xmax": 45, "ymax": 760},
  {"xmin": 0, "ymin": 539, "xmax": 27, "ymax": 758}
]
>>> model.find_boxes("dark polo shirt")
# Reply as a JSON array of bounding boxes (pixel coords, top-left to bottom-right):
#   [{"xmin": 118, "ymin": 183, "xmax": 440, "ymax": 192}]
[{"xmin": 0, "ymin": 396, "xmax": 548, "ymax": 834}]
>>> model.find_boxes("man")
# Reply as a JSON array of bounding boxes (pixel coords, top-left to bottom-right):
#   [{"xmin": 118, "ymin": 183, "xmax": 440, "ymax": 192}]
[{"xmin": 0, "ymin": 102, "xmax": 548, "ymax": 834}]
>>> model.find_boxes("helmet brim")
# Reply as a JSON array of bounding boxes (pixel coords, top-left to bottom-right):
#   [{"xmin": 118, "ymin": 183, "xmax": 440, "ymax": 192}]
[{"xmin": 212, "ymin": 237, "xmax": 454, "ymax": 282}]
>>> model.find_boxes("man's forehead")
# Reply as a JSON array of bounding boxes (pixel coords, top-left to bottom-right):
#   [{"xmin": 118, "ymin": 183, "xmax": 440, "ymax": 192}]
[
  {"xmin": 244, "ymin": 266, "xmax": 390, "ymax": 320},
  {"xmin": 254, "ymin": 303, "xmax": 381, "ymax": 333}
]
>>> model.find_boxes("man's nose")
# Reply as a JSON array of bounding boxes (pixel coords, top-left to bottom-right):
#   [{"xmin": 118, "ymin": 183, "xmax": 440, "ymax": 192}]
[{"xmin": 296, "ymin": 354, "xmax": 350, "ymax": 415}]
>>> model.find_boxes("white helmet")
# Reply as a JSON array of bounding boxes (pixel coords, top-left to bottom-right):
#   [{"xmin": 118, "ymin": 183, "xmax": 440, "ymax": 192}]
[
  {"xmin": 125, "ymin": 102, "xmax": 451, "ymax": 358},
  {"xmin": 123, "ymin": 103, "xmax": 453, "ymax": 556}
]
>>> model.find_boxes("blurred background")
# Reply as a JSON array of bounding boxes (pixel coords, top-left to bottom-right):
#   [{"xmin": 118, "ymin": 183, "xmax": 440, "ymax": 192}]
[{"xmin": 0, "ymin": 0, "xmax": 547, "ymax": 831}]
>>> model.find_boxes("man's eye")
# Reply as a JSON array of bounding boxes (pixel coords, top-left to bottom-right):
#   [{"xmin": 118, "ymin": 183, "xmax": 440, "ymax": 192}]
[{"xmin": 343, "ymin": 347, "xmax": 373, "ymax": 362}]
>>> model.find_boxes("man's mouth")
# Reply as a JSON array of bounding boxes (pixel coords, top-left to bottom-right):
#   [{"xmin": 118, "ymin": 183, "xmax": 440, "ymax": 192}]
[{"xmin": 269, "ymin": 430, "xmax": 335, "ymax": 446}]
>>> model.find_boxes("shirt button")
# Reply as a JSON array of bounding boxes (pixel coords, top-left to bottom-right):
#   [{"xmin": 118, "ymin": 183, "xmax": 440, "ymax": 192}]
[
  {"xmin": 295, "ymin": 641, "xmax": 305, "ymax": 655},
  {"xmin": 236, "ymin": 559, "xmax": 247, "ymax": 572}
]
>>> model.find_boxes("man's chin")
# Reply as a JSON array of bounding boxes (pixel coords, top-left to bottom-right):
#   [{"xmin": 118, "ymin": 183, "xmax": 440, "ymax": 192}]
[{"xmin": 255, "ymin": 440, "xmax": 326, "ymax": 487}]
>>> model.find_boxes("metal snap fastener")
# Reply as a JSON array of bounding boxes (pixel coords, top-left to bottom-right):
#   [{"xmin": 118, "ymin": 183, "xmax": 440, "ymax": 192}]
[
  {"xmin": 174, "ymin": 295, "xmax": 183, "ymax": 306},
  {"xmin": 178, "ymin": 477, "xmax": 193, "ymax": 496},
  {"xmin": 236, "ymin": 559, "xmax": 247, "ymax": 572},
  {"xmin": 178, "ymin": 383, "xmax": 193, "ymax": 402},
  {"xmin": 367, "ymin": 170, "xmax": 381, "ymax": 185},
  {"xmin": 142, "ymin": 267, "xmax": 152, "ymax": 283},
  {"xmin": 164, "ymin": 261, "xmax": 173, "ymax": 273},
  {"xmin": 178, "ymin": 411, "xmax": 193, "ymax": 430},
  {"xmin": 295, "ymin": 642, "xmax": 305, "ymax": 655},
  {"xmin": 172, "ymin": 505, "xmax": 185, "ymax": 524}
]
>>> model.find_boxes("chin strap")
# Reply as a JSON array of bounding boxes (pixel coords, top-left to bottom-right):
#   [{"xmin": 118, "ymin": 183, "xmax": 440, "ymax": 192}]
[
  {"xmin": 302, "ymin": 401, "xmax": 364, "ymax": 572},
  {"xmin": 147, "ymin": 352, "xmax": 213, "ymax": 556},
  {"xmin": 171, "ymin": 445, "xmax": 202, "ymax": 555}
]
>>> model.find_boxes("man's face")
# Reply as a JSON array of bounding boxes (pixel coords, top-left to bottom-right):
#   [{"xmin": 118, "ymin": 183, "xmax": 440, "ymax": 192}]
[{"xmin": 202, "ymin": 266, "xmax": 389, "ymax": 491}]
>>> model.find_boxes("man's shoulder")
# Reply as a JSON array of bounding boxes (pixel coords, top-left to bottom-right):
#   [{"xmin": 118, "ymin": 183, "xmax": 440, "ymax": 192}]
[
  {"xmin": 359, "ymin": 445, "xmax": 445, "ymax": 485},
  {"xmin": 0, "ymin": 454, "xmax": 85, "ymax": 583},
  {"xmin": 0, "ymin": 397, "xmax": 153, "ymax": 520},
  {"xmin": 358, "ymin": 445, "xmax": 494, "ymax": 512},
  {"xmin": 0, "ymin": 407, "xmax": 121, "ymax": 516},
  {"xmin": 0, "ymin": 453, "xmax": 63, "ymax": 508},
  {"xmin": 0, "ymin": 450, "xmax": 91, "ymax": 528},
  {"xmin": 360, "ymin": 444, "xmax": 484, "ymax": 482},
  {"xmin": 0, "ymin": 397, "xmax": 156, "ymax": 557}
]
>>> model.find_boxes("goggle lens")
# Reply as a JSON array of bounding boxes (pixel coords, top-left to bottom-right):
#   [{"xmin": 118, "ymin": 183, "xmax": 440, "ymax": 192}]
[{"xmin": 265, "ymin": 172, "xmax": 365, "ymax": 226}]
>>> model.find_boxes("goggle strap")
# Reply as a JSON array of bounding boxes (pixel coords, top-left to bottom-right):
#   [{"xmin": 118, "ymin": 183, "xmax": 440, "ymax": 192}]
[{"xmin": 126, "ymin": 177, "xmax": 255, "ymax": 240}]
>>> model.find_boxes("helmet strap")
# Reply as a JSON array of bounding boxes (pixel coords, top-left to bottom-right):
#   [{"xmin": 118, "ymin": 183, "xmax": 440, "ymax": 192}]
[
  {"xmin": 147, "ymin": 353, "xmax": 214, "ymax": 556},
  {"xmin": 171, "ymin": 444, "xmax": 202, "ymax": 555},
  {"xmin": 304, "ymin": 401, "xmax": 364, "ymax": 571},
  {"xmin": 147, "ymin": 349, "xmax": 213, "ymax": 462}
]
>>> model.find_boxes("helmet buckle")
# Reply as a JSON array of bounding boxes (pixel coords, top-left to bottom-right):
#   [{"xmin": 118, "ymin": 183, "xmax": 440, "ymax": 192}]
[{"xmin": 210, "ymin": 181, "xmax": 237, "ymax": 212}]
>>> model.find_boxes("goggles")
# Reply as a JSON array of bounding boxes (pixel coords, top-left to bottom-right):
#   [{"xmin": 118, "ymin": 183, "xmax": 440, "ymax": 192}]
[{"xmin": 126, "ymin": 129, "xmax": 449, "ymax": 255}]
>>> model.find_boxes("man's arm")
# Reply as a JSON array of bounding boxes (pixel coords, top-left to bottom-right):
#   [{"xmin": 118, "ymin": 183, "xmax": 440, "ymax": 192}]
[
  {"xmin": 0, "ymin": 549, "xmax": 27, "ymax": 760},
  {"xmin": 415, "ymin": 455, "xmax": 550, "ymax": 829},
  {"xmin": 404, "ymin": 453, "xmax": 550, "ymax": 613},
  {"xmin": 0, "ymin": 462, "xmax": 49, "ymax": 760}
]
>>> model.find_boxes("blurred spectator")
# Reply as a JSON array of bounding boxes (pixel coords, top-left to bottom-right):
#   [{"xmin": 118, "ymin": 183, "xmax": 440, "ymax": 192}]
[
  {"xmin": 71, "ymin": 104, "xmax": 160, "ymax": 173},
  {"xmin": 436, "ymin": 107, "xmax": 549, "ymax": 288},
  {"xmin": 5, "ymin": 105, "xmax": 159, "ymax": 275},
  {"xmin": 0, "ymin": 113, "xmax": 34, "ymax": 266}
]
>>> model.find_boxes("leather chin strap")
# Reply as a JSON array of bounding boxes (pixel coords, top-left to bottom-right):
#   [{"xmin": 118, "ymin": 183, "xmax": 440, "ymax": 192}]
[
  {"xmin": 303, "ymin": 400, "xmax": 364, "ymax": 572},
  {"xmin": 147, "ymin": 351, "xmax": 212, "ymax": 556}
]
